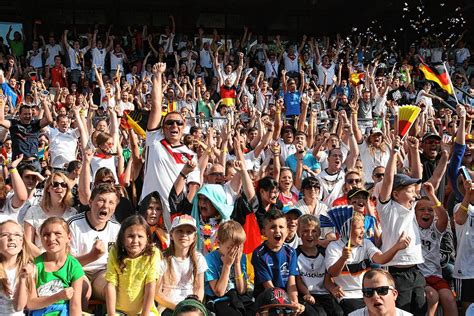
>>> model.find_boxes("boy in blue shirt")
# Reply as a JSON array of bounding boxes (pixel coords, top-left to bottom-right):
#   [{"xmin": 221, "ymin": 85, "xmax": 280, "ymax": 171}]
[
  {"xmin": 252, "ymin": 209, "xmax": 305, "ymax": 314},
  {"xmin": 205, "ymin": 220, "xmax": 252, "ymax": 315}
]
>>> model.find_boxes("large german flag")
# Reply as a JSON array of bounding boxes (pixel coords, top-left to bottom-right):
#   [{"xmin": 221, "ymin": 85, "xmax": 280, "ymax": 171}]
[{"xmin": 418, "ymin": 61, "xmax": 453, "ymax": 95}]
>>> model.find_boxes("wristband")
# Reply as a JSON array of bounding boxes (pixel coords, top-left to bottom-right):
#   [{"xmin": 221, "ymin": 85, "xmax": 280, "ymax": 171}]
[
  {"xmin": 9, "ymin": 168, "xmax": 17, "ymax": 174},
  {"xmin": 235, "ymin": 272, "xmax": 244, "ymax": 280},
  {"xmin": 460, "ymin": 204, "xmax": 469, "ymax": 213},
  {"xmin": 179, "ymin": 172, "xmax": 188, "ymax": 179}
]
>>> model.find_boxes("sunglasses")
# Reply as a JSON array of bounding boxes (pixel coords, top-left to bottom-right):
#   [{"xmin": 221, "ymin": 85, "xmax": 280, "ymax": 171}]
[
  {"xmin": 346, "ymin": 178, "xmax": 362, "ymax": 184},
  {"xmin": 373, "ymin": 173, "xmax": 385, "ymax": 178},
  {"xmin": 362, "ymin": 286, "xmax": 395, "ymax": 298},
  {"xmin": 164, "ymin": 120, "xmax": 184, "ymax": 126},
  {"xmin": 51, "ymin": 181, "xmax": 68, "ymax": 189}
]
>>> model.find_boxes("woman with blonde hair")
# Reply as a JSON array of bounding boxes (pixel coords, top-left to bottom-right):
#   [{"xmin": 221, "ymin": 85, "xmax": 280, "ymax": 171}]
[{"xmin": 23, "ymin": 172, "xmax": 77, "ymax": 257}]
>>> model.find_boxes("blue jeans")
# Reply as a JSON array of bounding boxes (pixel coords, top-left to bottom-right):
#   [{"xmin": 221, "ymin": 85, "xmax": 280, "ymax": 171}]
[{"xmin": 30, "ymin": 303, "xmax": 68, "ymax": 316}]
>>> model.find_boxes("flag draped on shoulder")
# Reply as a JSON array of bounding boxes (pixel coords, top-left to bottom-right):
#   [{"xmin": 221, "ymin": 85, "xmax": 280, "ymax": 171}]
[{"xmin": 418, "ymin": 59, "xmax": 453, "ymax": 95}]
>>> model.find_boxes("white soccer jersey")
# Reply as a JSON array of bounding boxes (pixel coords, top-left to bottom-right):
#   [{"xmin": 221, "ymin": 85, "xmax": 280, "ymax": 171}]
[
  {"xmin": 454, "ymin": 203, "xmax": 474, "ymax": 279},
  {"xmin": 297, "ymin": 247, "xmax": 328, "ymax": 295},
  {"xmin": 325, "ymin": 239, "xmax": 380, "ymax": 300},
  {"xmin": 68, "ymin": 212, "xmax": 120, "ymax": 272},
  {"xmin": 316, "ymin": 169, "xmax": 345, "ymax": 207},
  {"xmin": 140, "ymin": 130, "xmax": 200, "ymax": 230},
  {"xmin": 418, "ymin": 221, "xmax": 443, "ymax": 277}
]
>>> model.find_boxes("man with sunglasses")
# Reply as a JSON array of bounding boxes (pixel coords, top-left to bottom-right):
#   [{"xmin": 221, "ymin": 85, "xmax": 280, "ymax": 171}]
[
  {"xmin": 349, "ymin": 269, "xmax": 412, "ymax": 316},
  {"xmin": 140, "ymin": 62, "xmax": 200, "ymax": 230}
]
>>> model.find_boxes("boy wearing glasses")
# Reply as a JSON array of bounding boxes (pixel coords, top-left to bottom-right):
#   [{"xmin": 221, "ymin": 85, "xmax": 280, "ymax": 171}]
[{"xmin": 349, "ymin": 269, "xmax": 413, "ymax": 316}]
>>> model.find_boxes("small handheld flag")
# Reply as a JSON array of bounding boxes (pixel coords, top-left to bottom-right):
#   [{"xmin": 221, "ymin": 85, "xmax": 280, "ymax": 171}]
[{"xmin": 398, "ymin": 105, "xmax": 421, "ymax": 138}]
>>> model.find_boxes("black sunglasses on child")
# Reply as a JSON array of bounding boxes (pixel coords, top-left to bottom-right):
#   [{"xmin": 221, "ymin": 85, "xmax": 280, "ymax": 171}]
[{"xmin": 362, "ymin": 286, "xmax": 395, "ymax": 298}]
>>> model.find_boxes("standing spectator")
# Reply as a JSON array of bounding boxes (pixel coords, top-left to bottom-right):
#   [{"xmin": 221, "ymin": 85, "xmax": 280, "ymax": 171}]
[
  {"xmin": 44, "ymin": 34, "xmax": 62, "ymax": 68},
  {"xmin": 0, "ymin": 92, "xmax": 53, "ymax": 167},
  {"xmin": 6, "ymin": 26, "xmax": 25, "ymax": 58},
  {"xmin": 62, "ymin": 30, "xmax": 90, "ymax": 84},
  {"xmin": 140, "ymin": 62, "xmax": 200, "ymax": 229}
]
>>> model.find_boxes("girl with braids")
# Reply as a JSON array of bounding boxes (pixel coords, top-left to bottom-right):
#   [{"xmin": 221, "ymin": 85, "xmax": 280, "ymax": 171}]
[
  {"xmin": 0, "ymin": 220, "xmax": 33, "ymax": 315},
  {"xmin": 105, "ymin": 215, "xmax": 160, "ymax": 316},
  {"xmin": 155, "ymin": 215, "xmax": 208, "ymax": 316}
]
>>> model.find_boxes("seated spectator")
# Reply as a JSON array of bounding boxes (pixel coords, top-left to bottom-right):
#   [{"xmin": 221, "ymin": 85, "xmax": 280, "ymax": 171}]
[
  {"xmin": 296, "ymin": 215, "xmax": 343, "ymax": 316},
  {"xmin": 68, "ymin": 184, "xmax": 121, "ymax": 303},
  {"xmin": 28, "ymin": 217, "xmax": 83, "ymax": 316},
  {"xmin": 24, "ymin": 172, "xmax": 77, "ymax": 257},
  {"xmin": 105, "ymin": 215, "xmax": 161, "ymax": 315},
  {"xmin": 156, "ymin": 215, "xmax": 208, "ymax": 315},
  {"xmin": 138, "ymin": 191, "xmax": 169, "ymax": 251},
  {"xmin": 349, "ymin": 269, "xmax": 413, "ymax": 316},
  {"xmin": 205, "ymin": 220, "xmax": 252, "ymax": 315}
]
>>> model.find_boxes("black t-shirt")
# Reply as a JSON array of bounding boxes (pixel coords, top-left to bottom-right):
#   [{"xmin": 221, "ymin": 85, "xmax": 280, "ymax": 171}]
[
  {"xmin": 9, "ymin": 118, "xmax": 42, "ymax": 159},
  {"xmin": 387, "ymin": 86, "xmax": 407, "ymax": 103}
]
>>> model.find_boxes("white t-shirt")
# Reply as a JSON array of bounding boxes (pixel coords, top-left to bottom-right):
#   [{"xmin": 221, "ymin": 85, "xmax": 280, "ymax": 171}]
[
  {"xmin": 325, "ymin": 239, "xmax": 380, "ymax": 299},
  {"xmin": 67, "ymin": 46, "xmax": 86, "ymax": 71},
  {"xmin": 91, "ymin": 47, "xmax": 107, "ymax": 69},
  {"xmin": 283, "ymin": 52, "xmax": 299, "ymax": 73},
  {"xmin": 141, "ymin": 130, "xmax": 200, "ymax": 230},
  {"xmin": 110, "ymin": 51, "xmax": 125, "ymax": 71},
  {"xmin": 157, "ymin": 253, "xmax": 208, "ymax": 307},
  {"xmin": 118, "ymin": 100, "xmax": 135, "ymax": 116},
  {"xmin": 316, "ymin": 169, "xmax": 345, "ymax": 207},
  {"xmin": 358, "ymin": 142, "xmax": 390, "ymax": 184},
  {"xmin": 377, "ymin": 199, "xmax": 424, "ymax": 266},
  {"xmin": 45, "ymin": 44, "xmax": 62, "ymax": 67},
  {"xmin": 68, "ymin": 212, "xmax": 120, "ymax": 272},
  {"xmin": 349, "ymin": 307, "xmax": 413, "ymax": 316},
  {"xmin": 27, "ymin": 48, "xmax": 43, "ymax": 69},
  {"xmin": 0, "ymin": 268, "xmax": 24, "ymax": 316},
  {"xmin": 453, "ymin": 203, "xmax": 474, "ymax": 279},
  {"xmin": 418, "ymin": 220, "xmax": 444, "ymax": 277},
  {"xmin": 200, "ymin": 49, "xmax": 213, "ymax": 68},
  {"xmin": 90, "ymin": 155, "xmax": 118, "ymax": 183},
  {"xmin": 159, "ymin": 33, "xmax": 175, "ymax": 54},
  {"xmin": 0, "ymin": 192, "xmax": 25, "ymax": 224},
  {"xmin": 278, "ymin": 139, "xmax": 296, "ymax": 163},
  {"xmin": 265, "ymin": 59, "xmax": 279, "ymax": 79},
  {"xmin": 24, "ymin": 205, "xmax": 77, "ymax": 250},
  {"xmin": 455, "ymin": 48, "xmax": 470, "ymax": 64},
  {"xmin": 47, "ymin": 127, "xmax": 80, "ymax": 168},
  {"xmin": 316, "ymin": 62, "xmax": 336, "ymax": 86},
  {"xmin": 430, "ymin": 48, "xmax": 444, "ymax": 64},
  {"xmin": 297, "ymin": 248, "xmax": 328, "ymax": 295}
]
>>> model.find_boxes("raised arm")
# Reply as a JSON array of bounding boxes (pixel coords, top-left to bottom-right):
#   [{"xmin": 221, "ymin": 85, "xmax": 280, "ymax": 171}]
[
  {"xmin": 39, "ymin": 95, "xmax": 53, "ymax": 128},
  {"xmin": 147, "ymin": 63, "xmax": 166, "ymax": 130},
  {"xmin": 0, "ymin": 93, "xmax": 11, "ymax": 129},
  {"xmin": 379, "ymin": 135, "xmax": 401, "ymax": 202}
]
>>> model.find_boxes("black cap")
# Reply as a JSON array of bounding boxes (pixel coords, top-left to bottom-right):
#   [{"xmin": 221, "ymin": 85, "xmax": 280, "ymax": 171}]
[
  {"xmin": 348, "ymin": 188, "xmax": 370, "ymax": 200},
  {"xmin": 422, "ymin": 132, "xmax": 441, "ymax": 143},
  {"xmin": 393, "ymin": 173, "xmax": 421, "ymax": 190}
]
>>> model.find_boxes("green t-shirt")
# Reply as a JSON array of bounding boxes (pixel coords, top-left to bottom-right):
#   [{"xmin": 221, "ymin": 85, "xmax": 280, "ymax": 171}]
[
  {"xmin": 35, "ymin": 254, "xmax": 85, "ymax": 305},
  {"xmin": 197, "ymin": 100, "xmax": 212, "ymax": 118},
  {"xmin": 8, "ymin": 40, "xmax": 24, "ymax": 57}
]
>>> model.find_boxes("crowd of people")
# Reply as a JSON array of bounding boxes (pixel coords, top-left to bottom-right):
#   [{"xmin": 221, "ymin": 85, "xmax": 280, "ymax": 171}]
[{"xmin": 0, "ymin": 17, "xmax": 473, "ymax": 316}]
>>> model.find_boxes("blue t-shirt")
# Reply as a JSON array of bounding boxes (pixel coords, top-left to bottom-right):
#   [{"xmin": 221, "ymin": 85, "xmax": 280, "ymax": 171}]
[
  {"xmin": 252, "ymin": 242, "xmax": 298, "ymax": 298},
  {"xmin": 286, "ymin": 152, "xmax": 321, "ymax": 177},
  {"xmin": 204, "ymin": 249, "xmax": 247, "ymax": 298},
  {"xmin": 282, "ymin": 91, "xmax": 301, "ymax": 116},
  {"xmin": 1, "ymin": 82, "xmax": 18, "ymax": 107}
]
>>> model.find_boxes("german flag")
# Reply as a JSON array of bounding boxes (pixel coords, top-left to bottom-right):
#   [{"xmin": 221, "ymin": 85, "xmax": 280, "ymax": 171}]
[{"xmin": 418, "ymin": 61, "xmax": 453, "ymax": 95}]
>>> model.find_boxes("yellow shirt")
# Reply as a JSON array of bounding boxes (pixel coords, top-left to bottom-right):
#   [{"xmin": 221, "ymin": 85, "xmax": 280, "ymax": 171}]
[{"xmin": 105, "ymin": 246, "xmax": 161, "ymax": 315}]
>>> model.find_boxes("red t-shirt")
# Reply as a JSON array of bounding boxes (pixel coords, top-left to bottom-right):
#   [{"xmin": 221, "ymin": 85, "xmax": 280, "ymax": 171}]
[{"xmin": 51, "ymin": 66, "xmax": 66, "ymax": 87}]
